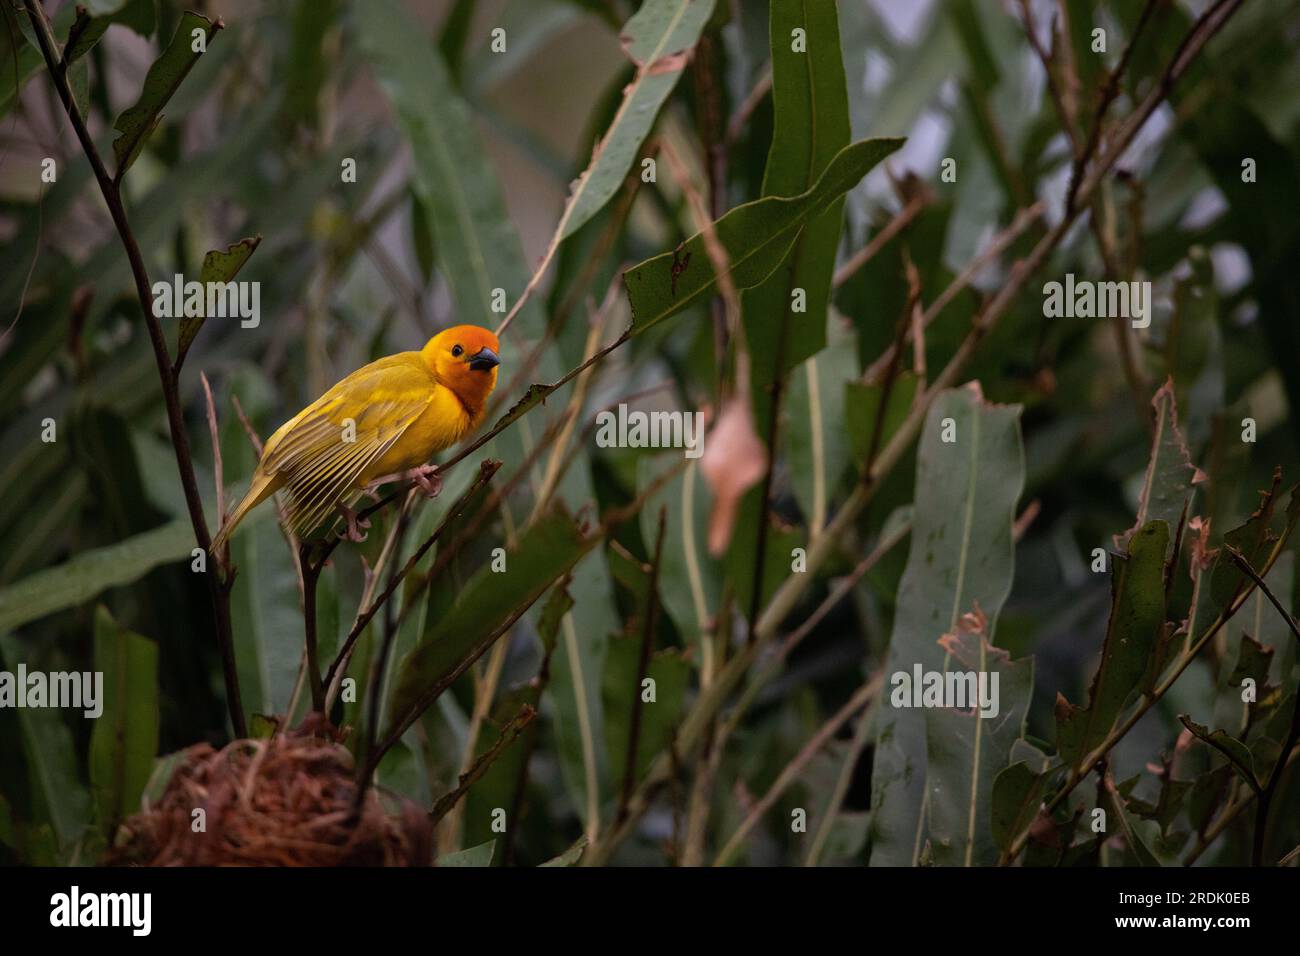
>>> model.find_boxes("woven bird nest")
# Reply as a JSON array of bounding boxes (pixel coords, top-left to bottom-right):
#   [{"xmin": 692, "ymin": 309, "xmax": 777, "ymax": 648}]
[{"xmin": 107, "ymin": 726, "xmax": 431, "ymax": 866}]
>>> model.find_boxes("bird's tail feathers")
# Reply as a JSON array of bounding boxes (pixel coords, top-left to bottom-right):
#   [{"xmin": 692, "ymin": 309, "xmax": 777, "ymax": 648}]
[{"xmin": 210, "ymin": 472, "xmax": 278, "ymax": 553}]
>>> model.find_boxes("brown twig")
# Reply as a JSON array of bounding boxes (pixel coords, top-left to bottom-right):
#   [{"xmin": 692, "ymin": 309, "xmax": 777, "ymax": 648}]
[
  {"xmin": 617, "ymin": 506, "xmax": 667, "ymax": 825},
  {"xmin": 1224, "ymin": 544, "xmax": 1300, "ymax": 866},
  {"xmin": 713, "ymin": 673, "xmax": 882, "ymax": 866},
  {"xmin": 428, "ymin": 706, "xmax": 537, "ymax": 827},
  {"xmin": 831, "ymin": 192, "xmax": 928, "ymax": 289}
]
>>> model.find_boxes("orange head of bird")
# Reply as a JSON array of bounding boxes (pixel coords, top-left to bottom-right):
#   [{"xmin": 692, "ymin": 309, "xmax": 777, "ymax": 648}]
[{"xmin": 421, "ymin": 324, "xmax": 501, "ymax": 410}]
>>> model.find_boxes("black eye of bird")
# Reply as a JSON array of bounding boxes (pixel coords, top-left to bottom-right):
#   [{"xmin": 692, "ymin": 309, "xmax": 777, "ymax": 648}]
[{"xmin": 452, "ymin": 344, "xmax": 463, "ymax": 357}]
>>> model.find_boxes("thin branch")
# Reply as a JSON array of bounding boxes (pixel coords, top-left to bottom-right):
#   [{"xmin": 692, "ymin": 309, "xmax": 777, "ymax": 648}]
[
  {"xmin": 617, "ymin": 505, "xmax": 667, "ymax": 825},
  {"xmin": 862, "ymin": 201, "xmax": 1043, "ymax": 385},
  {"xmin": 321, "ymin": 459, "xmax": 503, "ymax": 696},
  {"xmin": 1224, "ymin": 544, "xmax": 1300, "ymax": 866},
  {"xmin": 713, "ymin": 674, "xmax": 881, "ymax": 866},
  {"xmin": 831, "ymin": 192, "xmax": 928, "ymax": 289},
  {"xmin": 1066, "ymin": 0, "xmax": 1160, "ymax": 214},
  {"xmin": 428, "ymin": 706, "xmax": 537, "ymax": 826},
  {"xmin": 1016, "ymin": 0, "xmax": 1081, "ymax": 154},
  {"xmin": 725, "ymin": 64, "xmax": 771, "ymax": 149},
  {"xmin": 1184, "ymin": 742, "xmax": 1300, "ymax": 865}
]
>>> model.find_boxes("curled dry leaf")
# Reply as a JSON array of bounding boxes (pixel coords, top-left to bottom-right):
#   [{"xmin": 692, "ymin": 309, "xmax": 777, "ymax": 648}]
[
  {"xmin": 700, "ymin": 397, "xmax": 767, "ymax": 556},
  {"xmin": 1188, "ymin": 514, "xmax": 1216, "ymax": 574}
]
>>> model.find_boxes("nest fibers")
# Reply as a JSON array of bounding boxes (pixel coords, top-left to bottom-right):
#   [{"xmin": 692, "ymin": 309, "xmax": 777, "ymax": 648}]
[{"xmin": 108, "ymin": 728, "xmax": 432, "ymax": 866}]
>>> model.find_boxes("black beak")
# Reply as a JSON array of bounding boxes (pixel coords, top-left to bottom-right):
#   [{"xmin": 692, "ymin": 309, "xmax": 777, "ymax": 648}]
[{"xmin": 468, "ymin": 346, "xmax": 499, "ymax": 371}]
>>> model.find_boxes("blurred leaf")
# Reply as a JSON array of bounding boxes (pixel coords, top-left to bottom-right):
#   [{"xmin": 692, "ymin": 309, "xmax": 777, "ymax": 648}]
[
  {"xmin": 437, "ymin": 839, "xmax": 495, "ymax": 866},
  {"xmin": 175, "ymin": 236, "xmax": 262, "ymax": 369},
  {"xmin": 410, "ymin": 189, "xmax": 436, "ymax": 286},
  {"xmin": 362, "ymin": 6, "xmax": 630, "ymax": 821},
  {"xmin": 0, "ymin": 2, "xmax": 83, "ymax": 117},
  {"xmin": 112, "ymin": 11, "xmax": 219, "ymax": 175},
  {"xmin": 1176, "ymin": 76, "xmax": 1300, "ymax": 448},
  {"xmin": 65, "ymin": 0, "xmax": 156, "ymax": 64},
  {"xmin": 623, "ymin": 137, "xmax": 905, "ymax": 332},
  {"xmin": 356, "ymin": 0, "xmax": 544, "ymax": 339},
  {"xmin": 1055, "ymin": 521, "xmax": 1169, "ymax": 768},
  {"xmin": 845, "ymin": 371, "xmax": 920, "ymax": 469},
  {"xmin": 869, "ymin": 385, "xmax": 1024, "ymax": 866},
  {"xmin": 283, "ymin": 0, "xmax": 339, "ymax": 129},
  {"xmin": 88, "ymin": 606, "xmax": 159, "ymax": 840},
  {"xmin": 438, "ymin": 0, "xmax": 476, "ymax": 83},
  {"xmin": 466, "ymin": 0, "xmax": 584, "ymax": 96},
  {"xmin": 787, "ymin": 316, "xmax": 859, "ymax": 532},
  {"xmin": 0, "ymin": 634, "xmax": 92, "ymax": 855},
  {"xmin": 0, "ymin": 519, "xmax": 193, "ymax": 633},
  {"xmin": 636, "ymin": 456, "xmax": 720, "ymax": 671}
]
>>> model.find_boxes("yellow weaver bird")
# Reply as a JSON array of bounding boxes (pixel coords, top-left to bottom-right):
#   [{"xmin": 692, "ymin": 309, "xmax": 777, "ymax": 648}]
[{"xmin": 211, "ymin": 325, "xmax": 500, "ymax": 548}]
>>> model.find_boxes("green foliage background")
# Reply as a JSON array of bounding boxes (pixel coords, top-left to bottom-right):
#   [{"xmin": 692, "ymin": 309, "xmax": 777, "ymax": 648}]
[{"xmin": 1, "ymin": 0, "xmax": 1299, "ymax": 867}]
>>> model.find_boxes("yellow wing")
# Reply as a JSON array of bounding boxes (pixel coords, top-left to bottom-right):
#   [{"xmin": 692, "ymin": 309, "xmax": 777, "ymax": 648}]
[{"xmin": 262, "ymin": 354, "xmax": 435, "ymax": 536}]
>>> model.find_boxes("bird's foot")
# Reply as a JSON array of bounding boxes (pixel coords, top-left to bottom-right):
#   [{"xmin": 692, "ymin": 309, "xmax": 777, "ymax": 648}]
[
  {"xmin": 366, "ymin": 464, "xmax": 442, "ymax": 500},
  {"xmin": 410, "ymin": 464, "xmax": 442, "ymax": 499},
  {"xmin": 336, "ymin": 504, "xmax": 371, "ymax": 543}
]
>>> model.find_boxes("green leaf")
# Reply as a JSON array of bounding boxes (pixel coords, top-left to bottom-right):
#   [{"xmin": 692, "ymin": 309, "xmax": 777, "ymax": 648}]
[
  {"xmin": 869, "ymin": 385, "xmax": 1024, "ymax": 866},
  {"xmin": 743, "ymin": 0, "xmax": 853, "ymax": 393},
  {"xmin": 635, "ymin": 456, "xmax": 721, "ymax": 674},
  {"xmin": 1105, "ymin": 777, "xmax": 1172, "ymax": 867},
  {"xmin": 65, "ymin": 0, "xmax": 156, "ymax": 65},
  {"xmin": 112, "ymin": 11, "xmax": 219, "ymax": 176},
  {"xmin": 1055, "ymin": 521, "xmax": 1169, "ymax": 769},
  {"xmin": 924, "ymin": 611, "xmax": 1034, "ymax": 866},
  {"xmin": 787, "ymin": 316, "xmax": 859, "ymax": 535},
  {"xmin": 0, "ymin": 634, "xmax": 93, "ymax": 855},
  {"xmin": 990, "ymin": 760, "xmax": 1049, "ymax": 854},
  {"xmin": 437, "ymin": 840, "xmax": 495, "ymax": 867},
  {"xmin": 283, "ymin": 0, "xmax": 339, "ymax": 128},
  {"xmin": 0, "ymin": 519, "xmax": 193, "ymax": 633},
  {"xmin": 557, "ymin": 0, "xmax": 715, "ymax": 242},
  {"xmin": 88, "ymin": 606, "xmax": 159, "ymax": 839},
  {"xmin": 174, "ymin": 236, "xmax": 262, "ymax": 369},
  {"xmin": 1211, "ymin": 552, "xmax": 1293, "ymax": 737},
  {"xmin": 466, "ymin": 0, "xmax": 583, "ymax": 96},
  {"xmin": 1211, "ymin": 475, "xmax": 1299, "ymax": 611},
  {"xmin": 844, "ymin": 372, "xmax": 920, "ymax": 469},
  {"xmin": 1116, "ymin": 379, "xmax": 1200, "ymax": 556},
  {"xmin": 602, "ymin": 639, "xmax": 689, "ymax": 789},
  {"xmin": 1178, "ymin": 716, "xmax": 1260, "ymax": 794},
  {"xmin": 387, "ymin": 511, "xmax": 596, "ymax": 735},
  {"xmin": 622, "ymin": 137, "xmax": 905, "ymax": 333}
]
